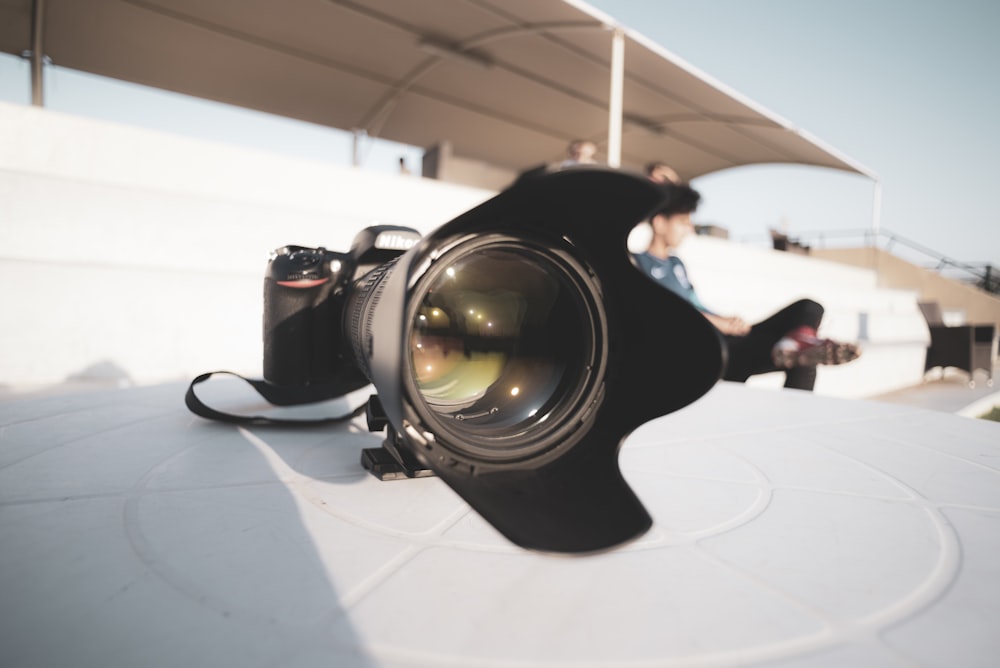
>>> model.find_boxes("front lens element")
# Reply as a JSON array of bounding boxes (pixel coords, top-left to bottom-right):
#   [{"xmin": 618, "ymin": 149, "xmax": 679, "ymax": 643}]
[{"xmin": 408, "ymin": 240, "xmax": 603, "ymax": 459}]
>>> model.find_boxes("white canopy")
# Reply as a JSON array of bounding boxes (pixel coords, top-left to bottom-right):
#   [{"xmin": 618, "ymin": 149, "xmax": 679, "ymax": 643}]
[{"xmin": 0, "ymin": 0, "xmax": 877, "ymax": 181}]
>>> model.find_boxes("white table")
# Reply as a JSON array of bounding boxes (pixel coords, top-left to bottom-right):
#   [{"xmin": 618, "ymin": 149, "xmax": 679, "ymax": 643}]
[{"xmin": 2, "ymin": 380, "xmax": 999, "ymax": 667}]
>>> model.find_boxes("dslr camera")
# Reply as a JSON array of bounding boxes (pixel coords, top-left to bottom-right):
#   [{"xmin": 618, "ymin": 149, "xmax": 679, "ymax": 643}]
[{"xmin": 260, "ymin": 168, "xmax": 723, "ymax": 554}]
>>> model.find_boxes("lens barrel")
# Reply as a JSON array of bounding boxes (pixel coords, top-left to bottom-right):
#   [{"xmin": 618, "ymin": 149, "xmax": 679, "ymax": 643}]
[
  {"xmin": 405, "ymin": 235, "xmax": 605, "ymax": 463},
  {"xmin": 347, "ymin": 234, "xmax": 605, "ymax": 467}
]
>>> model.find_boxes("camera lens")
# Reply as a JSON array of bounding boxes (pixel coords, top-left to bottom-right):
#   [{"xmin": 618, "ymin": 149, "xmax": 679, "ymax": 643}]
[{"xmin": 407, "ymin": 237, "xmax": 605, "ymax": 462}]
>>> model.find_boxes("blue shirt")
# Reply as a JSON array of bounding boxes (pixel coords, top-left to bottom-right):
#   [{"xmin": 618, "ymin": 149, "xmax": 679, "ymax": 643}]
[{"xmin": 633, "ymin": 251, "xmax": 712, "ymax": 314}]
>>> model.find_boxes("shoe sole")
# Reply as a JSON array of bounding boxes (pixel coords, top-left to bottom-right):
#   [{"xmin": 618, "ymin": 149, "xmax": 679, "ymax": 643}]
[{"xmin": 773, "ymin": 341, "xmax": 861, "ymax": 368}]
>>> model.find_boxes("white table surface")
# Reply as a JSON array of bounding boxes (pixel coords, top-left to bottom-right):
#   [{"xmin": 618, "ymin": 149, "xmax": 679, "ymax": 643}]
[{"xmin": 2, "ymin": 379, "xmax": 999, "ymax": 668}]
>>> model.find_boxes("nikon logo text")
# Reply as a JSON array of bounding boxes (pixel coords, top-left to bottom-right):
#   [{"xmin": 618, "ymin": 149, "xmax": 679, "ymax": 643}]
[{"xmin": 375, "ymin": 232, "xmax": 419, "ymax": 251}]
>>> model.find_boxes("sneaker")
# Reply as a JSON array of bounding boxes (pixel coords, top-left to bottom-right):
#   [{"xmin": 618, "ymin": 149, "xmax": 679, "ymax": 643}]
[{"xmin": 772, "ymin": 327, "xmax": 862, "ymax": 369}]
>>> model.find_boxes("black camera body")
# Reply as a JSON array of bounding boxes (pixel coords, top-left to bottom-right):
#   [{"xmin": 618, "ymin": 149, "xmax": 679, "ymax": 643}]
[
  {"xmin": 260, "ymin": 168, "xmax": 724, "ymax": 553},
  {"xmin": 263, "ymin": 227, "xmax": 422, "ymax": 399}
]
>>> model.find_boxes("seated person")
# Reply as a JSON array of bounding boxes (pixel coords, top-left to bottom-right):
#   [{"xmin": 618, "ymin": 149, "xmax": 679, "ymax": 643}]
[
  {"xmin": 560, "ymin": 139, "xmax": 600, "ymax": 168},
  {"xmin": 645, "ymin": 160, "xmax": 681, "ymax": 185},
  {"xmin": 512, "ymin": 139, "xmax": 600, "ymax": 186},
  {"xmin": 632, "ymin": 183, "xmax": 860, "ymax": 391}
]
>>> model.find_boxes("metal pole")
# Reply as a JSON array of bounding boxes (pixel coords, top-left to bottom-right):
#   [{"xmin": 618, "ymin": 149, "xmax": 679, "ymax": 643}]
[
  {"xmin": 869, "ymin": 178, "xmax": 884, "ymax": 285},
  {"xmin": 606, "ymin": 28, "xmax": 624, "ymax": 168},
  {"xmin": 351, "ymin": 128, "xmax": 365, "ymax": 167},
  {"xmin": 30, "ymin": 0, "xmax": 45, "ymax": 106},
  {"xmin": 871, "ymin": 178, "xmax": 882, "ymax": 241}
]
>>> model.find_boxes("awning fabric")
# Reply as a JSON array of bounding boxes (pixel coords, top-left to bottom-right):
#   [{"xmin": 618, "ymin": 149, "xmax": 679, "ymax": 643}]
[{"xmin": 0, "ymin": 0, "xmax": 876, "ymax": 181}]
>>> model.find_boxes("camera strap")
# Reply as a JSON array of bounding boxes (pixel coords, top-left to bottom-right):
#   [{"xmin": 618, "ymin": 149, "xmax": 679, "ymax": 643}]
[{"xmin": 185, "ymin": 370, "xmax": 368, "ymax": 427}]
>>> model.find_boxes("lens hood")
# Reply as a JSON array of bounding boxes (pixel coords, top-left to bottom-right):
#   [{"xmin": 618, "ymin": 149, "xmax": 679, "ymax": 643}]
[{"xmin": 355, "ymin": 167, "xmax": 724, "ymax": 553}]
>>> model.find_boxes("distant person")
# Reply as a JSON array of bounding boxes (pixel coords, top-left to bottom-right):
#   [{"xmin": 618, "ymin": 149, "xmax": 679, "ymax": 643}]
[
  {"xmin": 632, "ymin": 182, "xmax": 861, "ymax": 391},
  {"xmin": 560, "ymin": 139, "xmax": 599, "ymax": 167},
  {"xmin": 645, "ymin": 161, "xmax": 680, "ymax": 184},
  {"xmin": 511, "ymin": 139, "xmax": 600, "ymax": 186}
]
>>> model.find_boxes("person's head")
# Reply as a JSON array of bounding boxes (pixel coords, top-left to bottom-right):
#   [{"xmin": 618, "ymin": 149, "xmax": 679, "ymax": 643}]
[
  {"xmin": 566, "ymin": 139, "xmax": 598, "ymax": 164},
  {"xmin": 648, "ymin": 183, "xmax": 701, "ymax": 249},
  {"xmin": 645, "ymin": 161, "xmax": 680, "ymax": 184}
]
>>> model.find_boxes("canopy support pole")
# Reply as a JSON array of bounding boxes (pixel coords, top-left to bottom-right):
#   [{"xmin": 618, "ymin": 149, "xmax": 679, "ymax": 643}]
[
  {"xmin": 869, "ymin": 178, "xmax": 884, "ymax": 285},
  {"xmin": 30, "ymin": 0, "xmax": 45, "ymax": 106},
  {"xmin": 871, "ymin": 178, "xmax": 883, "ymax": 241},
  {"xmin": 351, "ymin": 128, "xmax": 366, "ymax": 167},
  {"xmin": 606, "ymin": 28, "xmax": 625, "ymax": 168}
]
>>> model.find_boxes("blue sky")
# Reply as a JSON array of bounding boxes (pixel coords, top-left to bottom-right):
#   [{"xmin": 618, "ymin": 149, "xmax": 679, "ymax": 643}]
[
  {"xmin": 2, "ymin": 0, "xmax": 998, "ymax": 269},
  {"xmin": 598, "ymin": 0, "xmax": 1000, "ymax": 270}
]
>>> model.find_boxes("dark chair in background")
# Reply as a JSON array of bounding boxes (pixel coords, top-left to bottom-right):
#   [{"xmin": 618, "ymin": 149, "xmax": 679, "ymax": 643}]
[
  {"xmin": 769, "ymin": 229, "xmax": 809, "ymax": 255},
  {"xmin": 918, "ymin": 302, "xmax": 995, "ymax": 387}
]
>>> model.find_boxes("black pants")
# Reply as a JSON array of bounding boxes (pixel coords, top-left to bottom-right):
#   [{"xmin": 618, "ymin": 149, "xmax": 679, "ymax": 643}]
[{"xmin": 722, "ymin": 299, "xmax": 825, "ymax": 391}]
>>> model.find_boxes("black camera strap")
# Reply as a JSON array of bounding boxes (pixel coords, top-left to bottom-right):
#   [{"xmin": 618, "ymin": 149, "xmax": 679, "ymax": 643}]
[{"xmin": 185, "ymin": 371, "xmax": 368, "ymax": 427}]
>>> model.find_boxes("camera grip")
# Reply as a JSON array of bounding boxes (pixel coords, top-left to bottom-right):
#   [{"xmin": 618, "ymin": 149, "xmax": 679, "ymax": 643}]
[{"xmin": 262, "ymin": 277, "xmax": 335, "ymax": 386}]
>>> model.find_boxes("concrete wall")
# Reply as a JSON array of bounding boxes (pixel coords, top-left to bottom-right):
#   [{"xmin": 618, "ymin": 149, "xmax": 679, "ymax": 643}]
[
  {"xmin": 0, "ymin": 102, "xmax": 493, "ymax": 391},
  {"xmin": 1, "ymin": 102, "xmax": 933, "ymax": 399},
  {"xmin": 422, "ymin": 141, "xmax": 519, "ymax": 191}
]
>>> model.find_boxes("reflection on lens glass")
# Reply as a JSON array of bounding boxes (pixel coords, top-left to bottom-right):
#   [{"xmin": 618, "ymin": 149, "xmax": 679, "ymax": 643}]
[
  {"xmin": 413, "ymin": 287, "xmax": 525, "ymax": 400},
  {"xmin": 409, "ymin": 245, "xmax": 596, "ymax": 448}
]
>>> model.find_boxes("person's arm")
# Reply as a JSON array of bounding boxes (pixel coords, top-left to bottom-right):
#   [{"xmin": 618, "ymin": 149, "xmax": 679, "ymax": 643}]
[{"xmin": 702, "ymin": 312, "xmax": 751, "ymax": 336}]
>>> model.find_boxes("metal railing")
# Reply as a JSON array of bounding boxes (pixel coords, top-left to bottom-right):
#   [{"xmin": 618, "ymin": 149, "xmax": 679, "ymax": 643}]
[{"xmin": 787, "ymin": 228, "xmax": 999, "ymax": 295}]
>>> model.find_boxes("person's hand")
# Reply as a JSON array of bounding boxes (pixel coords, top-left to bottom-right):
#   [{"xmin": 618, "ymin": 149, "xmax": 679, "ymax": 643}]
[{"xmin": 705, "ymin": 313, "xmax": 751, "ymax": 336}]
